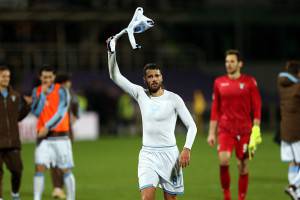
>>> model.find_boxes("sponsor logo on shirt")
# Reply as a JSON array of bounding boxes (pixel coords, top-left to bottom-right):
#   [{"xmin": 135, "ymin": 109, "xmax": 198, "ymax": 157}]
[
  {"xmin": 150, "ymin": 105, "xmax": 160, "ymax": 113},
  {"xmin": 220, "ymin": 82, "xmax": 229, "ymax": 87}
]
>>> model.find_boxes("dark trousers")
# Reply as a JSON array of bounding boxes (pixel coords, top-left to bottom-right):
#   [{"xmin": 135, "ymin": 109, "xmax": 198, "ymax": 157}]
[
  {"xmin": 50, "ymin": 167, "xmax": 64, "ymax": 188},
  {"xmin": 0, "ymin": 148, "xmax": 23, "ymax": 197}
]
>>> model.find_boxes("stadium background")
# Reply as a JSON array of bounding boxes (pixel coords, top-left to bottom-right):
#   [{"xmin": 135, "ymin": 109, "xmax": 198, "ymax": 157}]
[{"xmin": 0, "ymin": 0, "xmax": 299, "ymax": 199}]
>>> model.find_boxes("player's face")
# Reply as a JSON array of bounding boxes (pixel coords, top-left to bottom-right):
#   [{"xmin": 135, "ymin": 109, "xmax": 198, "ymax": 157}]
[
  {"xmin": 144, "ymin": 69, "xmax": 163, "ymax": 93},
  {"xmin": 64, "ymin": 80, "xmax": 72, "ymax": 89},
  {"xmin": 225, "ymin": 54, "xmax": 242, "ymax": 75},
  {"xmin": 0, "ymin": 70, "xmax": 10, "ymax": 88},
  {"xmin": 40, "ymin": 71, "xmax": 55, "ymax": 87}
]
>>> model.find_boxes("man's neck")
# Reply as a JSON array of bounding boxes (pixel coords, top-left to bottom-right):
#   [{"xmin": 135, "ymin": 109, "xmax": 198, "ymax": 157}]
[
  {"xmin": 0, "ymin": 86, "xmax": 7, "ymax": 93},
  {"xmin": 228, "ymin": 72, "xmax": 241, "ymax": 80},
  {"xmin": 151, "ymin": 88, "xmax": 164, "ymax": 97}
]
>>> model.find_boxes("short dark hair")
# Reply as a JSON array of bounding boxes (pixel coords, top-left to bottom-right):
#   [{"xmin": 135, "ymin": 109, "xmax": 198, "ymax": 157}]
[
  {"xmin": 225, "ymin": 49, "xmax": 242, "ymax": 61},
  {"xmin": 143, "ymin": 63, "xmax": 162, "ymax": 76},
  {"xmin": 39, "ymin": 64, "xmax": 56, "ymax": 75},
  {"xmin": 55, "ymin": 73, "xmax": 71, "ymax": 84},
  {"xmin": 0, "ymin": 63, "xmax": 9, "ymax": 72},
  {"xmin": 285, "ymin": 60, "xmax": 300, "ymax": 75}
]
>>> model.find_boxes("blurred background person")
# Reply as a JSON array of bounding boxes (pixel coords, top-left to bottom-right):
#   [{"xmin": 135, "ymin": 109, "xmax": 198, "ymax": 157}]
[
  {"xmin": 55, "ymin": 73, "xmax": 80, "ymax": 140},
  {"xmin": 116, "ymin": 92, "xmax": 136, "ymax": 136},
  {"xmin": 0, "ymin": 65, "xmax": 30, "ymax": 200},
  {"xmin": 47, "ymin": 73, "xmax": 79, "ymax": 199},
  {"xmin": 192, "ymin": 89, "xmax": 206, "ymax": 134},
  {"xmin": 31, "ymin": 66, "xmax": 75, "ymax": 200},
  {"xmin": 207, "ymin": 50, "xmax": 262, "ymax": 200},
  {"xmin": 277, "ymin": 60, "xmax": 300, "ymax": 200}
]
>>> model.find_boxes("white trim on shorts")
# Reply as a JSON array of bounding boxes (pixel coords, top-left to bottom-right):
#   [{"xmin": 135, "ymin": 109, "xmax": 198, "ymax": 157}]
[
  {"xmin": 138, "ymin": 145, "xmax": 184, "ymax": 195},
  {"xmin": 281, "ymin": 140, "xmax": 300, "ymax": 163}
]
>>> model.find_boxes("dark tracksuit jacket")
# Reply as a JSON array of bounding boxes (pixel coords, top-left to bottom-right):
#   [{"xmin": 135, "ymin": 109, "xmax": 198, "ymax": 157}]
[
  {"xmin": 0, "ymin": 86, "xmax": 30, "ymax": 149},
  {"xmin": 278, "ymin": 72, "xmax": 300, "ymax": 143}
]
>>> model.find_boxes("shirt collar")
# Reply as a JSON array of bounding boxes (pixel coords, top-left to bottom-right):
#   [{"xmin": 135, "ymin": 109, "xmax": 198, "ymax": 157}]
[{"xmin": 0, "ymin": 88, "xmax": 8, "ymax": 98}]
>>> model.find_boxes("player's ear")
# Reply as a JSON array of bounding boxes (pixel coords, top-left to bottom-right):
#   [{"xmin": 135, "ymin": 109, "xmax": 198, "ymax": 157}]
[{"xmin": 239, "ymin": 61, "xmax": 243, "ymax": 68}]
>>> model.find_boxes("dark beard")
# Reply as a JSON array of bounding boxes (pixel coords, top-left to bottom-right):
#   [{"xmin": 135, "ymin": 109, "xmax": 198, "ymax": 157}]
[{"xmin": 147, "ymin": 82, "xmax": 161, "ymax": 94}]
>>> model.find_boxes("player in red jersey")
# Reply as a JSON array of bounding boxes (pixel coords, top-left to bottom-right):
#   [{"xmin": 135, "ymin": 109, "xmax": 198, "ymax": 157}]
[{"xmin": 207, "ymin": 49, "xmax": 262, "ymax": 200}]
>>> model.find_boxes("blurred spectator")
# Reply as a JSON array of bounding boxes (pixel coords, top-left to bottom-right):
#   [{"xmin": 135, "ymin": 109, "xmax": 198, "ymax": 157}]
[
  {"xmin": 77, "ymin": 92, "xmax": 88, "ymax": 114},
  {"xmin": 85, "ymin": 80, "xmax": 118, "ymax": 135},
  {"xmin": 49, "ymin": 73, "xmax": 79, "ymax": 199},
  {"xmin": 277, "ymin": 60, "xmax": 300, "ymax": 199},
  {"xmin": 117, "ymin": 92, "xmax": 136, "ymax": 136},
  {"xmin": 0, "ymin": 65, "xmax": 30, "ymax": 200},
  {"xmin": 192, "ymin": 89, "xmax": 206, "ymax": 134}
]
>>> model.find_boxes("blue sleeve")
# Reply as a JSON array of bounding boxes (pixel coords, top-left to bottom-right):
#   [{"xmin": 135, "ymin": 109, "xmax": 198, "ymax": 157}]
[
  {"xmin": 45, "ymin": 87, "xmax": 70, "ymax": 130},
  {"xmin": 31, "ymin": 88, "xmax": 46, "ymax": 117},
  {"xmin": 279, "ymin": 72, "xmax": 299, "ymax": 83}
]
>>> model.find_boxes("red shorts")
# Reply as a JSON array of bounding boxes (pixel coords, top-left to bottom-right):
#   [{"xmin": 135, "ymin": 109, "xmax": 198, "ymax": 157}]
[{"xmin": 218, "ymin": 132, "xmax": 250, "ymax": 160}]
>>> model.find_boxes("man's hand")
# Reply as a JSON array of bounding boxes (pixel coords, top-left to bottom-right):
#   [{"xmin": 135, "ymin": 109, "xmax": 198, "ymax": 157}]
[
  {"xmin": 248, "ymin": 125, "xmax": 262, "ymax": 160},
  {"xmin": 23, "ymin": 95, "xmax": 32, "ymax": 105},
  {"xmin": 106, "ymin": 36, "xmax": 116, "ymax": 53},
  {"xmin": 207, "ymin": 133, "xmax": 216, "ymax": 147},
  {"xmin": 38, "ymin": 127, "xmax": 49, "ymax": 138},
  {"xmin": 179, "ymin": 148, "xmax": 190, "ymax": 168},
  {"xmin": 41, "ymin": 84, "xmax": 48, "ymax": 93}
]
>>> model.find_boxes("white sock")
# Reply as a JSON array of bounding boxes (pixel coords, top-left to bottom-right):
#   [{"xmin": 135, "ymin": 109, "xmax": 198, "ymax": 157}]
[
  {"xmin": 288, "ymin": 165, "xmax": 299, "ymax": 185},
  {"xmin": 12, "ymin": 192, "xmax": 20, "ymax": 197},
  {"xmin": 297, "ymin": 187, "xmax": 300, "ymax": 198},
  {"xmin": 64, "ymin": 172, "xmax": 75, "ymax": 200},
  {"xmin": 34, "ymin": 172, "xmax": 44, "ymax": 200}
]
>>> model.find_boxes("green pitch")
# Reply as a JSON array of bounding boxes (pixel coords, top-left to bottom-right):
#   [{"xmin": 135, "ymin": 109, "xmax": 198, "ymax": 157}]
[{"xmin": 1, "ymin": 133, "xmax": 287, "ymax": 200}]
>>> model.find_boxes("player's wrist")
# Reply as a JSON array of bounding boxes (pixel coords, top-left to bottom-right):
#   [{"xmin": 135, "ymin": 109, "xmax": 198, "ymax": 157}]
[
  {"xmin": 183, "ymin": 147, "xmax": 191, "ymax": 151},
  {"xmin": 208, "ymin": 131, "xmax": 215, "ymax": 137},
  {"xmin": 251, "ymin": 125, "xmax": 260, "ymax": 133}
]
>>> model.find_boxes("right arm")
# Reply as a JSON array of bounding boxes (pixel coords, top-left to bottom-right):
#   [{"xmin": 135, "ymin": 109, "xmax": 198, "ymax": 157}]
[
  {"xmin": 31, "ymin": 88, "xmax": 46, "ymax": 117},
  {"xmin": 207, "ymin": 80, "xmax": 219, "ymax": 147},
  {"xmin": 107, "ymin": 38, "xmax": 141, "ymax": 99}
]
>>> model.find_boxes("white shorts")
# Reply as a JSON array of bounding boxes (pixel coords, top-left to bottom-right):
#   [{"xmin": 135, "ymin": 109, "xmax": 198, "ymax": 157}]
[
  {"xmin": 281, "ymin": 140, "xmax": 300, "ymax": 163},
  {"xmin": 138, "ymin": 145, "xmax": 184, "ymax": 195},
  {"xmin": 35, "ymin": 136, "xmax": 74, "ymax": 169}
]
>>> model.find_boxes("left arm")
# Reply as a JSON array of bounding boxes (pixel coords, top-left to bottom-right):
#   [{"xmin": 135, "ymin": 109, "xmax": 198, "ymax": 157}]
[
  {"xmin": 248, "ymin": 78, "xmax": 262, "ymax": 159},
  {"xmin": 250, "ymin": 78, "xmax": 262, "ymax": 125},
  {"xmin": 175, "ymin": 95, "xmax": 197, "ymax": 168}
]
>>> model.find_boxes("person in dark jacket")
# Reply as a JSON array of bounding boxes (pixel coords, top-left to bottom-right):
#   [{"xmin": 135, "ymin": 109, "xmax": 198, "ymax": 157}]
[
  {"xmin": 0, "ymin": 65, "xmax": 30, "ymax": 200},
  {"xmin": 49, "ymin": 73, "xmax": 79, "ymax": 199},
  {"xmin": 278, "ymin": 60, "xmax": 300, "ymax": 200}
]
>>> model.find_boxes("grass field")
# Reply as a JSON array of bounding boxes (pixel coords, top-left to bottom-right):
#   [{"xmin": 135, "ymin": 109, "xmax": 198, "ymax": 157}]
[{"xmin": 1, "ymin": 133, "xmax": 288, "ymax": 200}]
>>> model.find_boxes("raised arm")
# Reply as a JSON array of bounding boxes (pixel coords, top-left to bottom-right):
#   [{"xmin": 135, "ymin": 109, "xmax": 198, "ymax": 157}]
[{"xmin": 107, "ymin": 37, "xmax": 141, "ymax": 99}]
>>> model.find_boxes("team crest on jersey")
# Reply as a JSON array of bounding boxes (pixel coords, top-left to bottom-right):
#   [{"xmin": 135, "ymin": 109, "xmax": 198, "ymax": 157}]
[
  {"xmin": 11, "ymin": 95, "xmax": 16, "ymax": 102},
  {"xmin": 239, "ymin": 83, "xmax": 245, "ymax": 89}
]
